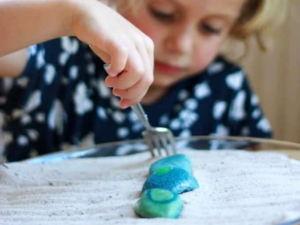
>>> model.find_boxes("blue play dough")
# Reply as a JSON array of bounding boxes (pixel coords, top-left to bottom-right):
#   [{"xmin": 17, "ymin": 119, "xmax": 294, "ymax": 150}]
[
  {"xmin": 149, "ymin": 154, "xmax": 192, "ymax": 174},
  {"xmin": 142, "ymin": 167, "xmax": 199, "ymax": 194}
]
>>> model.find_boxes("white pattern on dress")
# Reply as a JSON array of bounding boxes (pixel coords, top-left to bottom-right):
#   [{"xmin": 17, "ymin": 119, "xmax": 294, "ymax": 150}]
[
  {"xmin": 208, "ymin": 62, "xmax": 224, "ymax": 75},
  {"xmin": 213, "ymin": 124, "xmax": 229, "ymax": 136},
  {"xmin": 110, "ymin": 97, "xmax": 120, "ymax": 108},
  {"xmin": 185, "ymin": 98, "xmax": 198, "ymax": 111},
  {"xmin": 44, "ymin": 64, "xmax": 56, "ymax": 84},
  {"xmin": 48, "ymin": 100, "xmax": 64, "ymax": 135},
  {"xmin": 194, "ymin": 82, "xmax": 211, "ymax": 99},
  {"xmin": 132, "ymin": 122, "xmax": 143, "ymax": 132},
  {"xmin": 59, "ymin": 37, "xmax": 79, "ymax": 66},
  {"xmin": 36, "ymin": 113, "xmax": 45, "ymax": 123},
  {"xmin": 73, "ymin": 83, "xmax": 93, "ymax": 115},
  {"xmin": 3, "ymin": 132, "xmax": 13, "ymax": 145},
  {"xmin": 179, "ymin": 109, "xmax": 199, "ymax": 128},
  {"xmin": 98, "ymin": 79, "xmax": 111, "ymax": 99},
  {"xmin": 80, "ymin": 132, "xmax": 95, "ymax": 147},
  {"xmin": 25, "ymin": 91, "xmax": 42, "ymax": 113},
  {"xmin": 36, "ymin": 49, "xmax": 45, "ymax": 69},
  {"xmin": 179, "ymin": 129, "xmax": 191, "ymax": 137},
  {"xmin": 86, "ymin": 63, "xmax": 96, "ymax": 75},
  {"xmin": 21, "ymin": 114, "xmax": 32, "ymax": 125},
  {"xmin": 159, "ymin": 114, "xmax": 169, "ymax": 125},
  {"xmin": 170, "ymin": 119, "xmax": 181, "ymax": 130},
  {"xmin": 178, "ymin": 89, "xmax": 189, "ymax": 101},
  {"xmin": 226, "ymin": 71, "xmax": 244, "ymax": 90},
  {"xmin": 61, "ymin": 37, "xmax": 80, "ymax": 54},
  {"xmin": 16, "ymin": 77, "xmax": 29, "ymax": 88},
  {"xmin": 117, "ymin": 127, "xmax": 129, "ymax": 138},
  {"xmin": 257, "ymin": 118, "xmax": 271, "ymax": 133},
  {"xmin": 27, "ymin": 129, "xmax": 39, "ymax": 141},
  {"xmin": 29, "ymin": 45, "xmax": 37, "ymax": 56},
  {"xmin": 213, "ymin": 101, "xmax": 227, "ymax": 120},
  {"xmin": 12, "ymin": 109, "xmax": 23, "ymax": 119},
  {"xmin": 17, "ymin": 135, "xmax": 29, "ymax": 146},
  {"xmin": 251, "ymin": 94, "xmax": 259, "ymax": 106},
  {"xmin": 229, "ymin": 91, "xmax": 246, "ymax": 121},
  {"xmin": 252, "ymin": 109, "xmax": 261, "ymax": 119},
  {"xmin": 97, "ymin": 107, "xmax": 107, "ymax": 120},
  {"xmin": 69, "ymin": 66, "xmax": 79, "ymax": 80},
  {"xmin": 128, "ymin": 111, "xmax": 138, "ymax": 123},
  {"xmin": 112, "ymin": 111, "xmax": 126, "ymax": 124}
]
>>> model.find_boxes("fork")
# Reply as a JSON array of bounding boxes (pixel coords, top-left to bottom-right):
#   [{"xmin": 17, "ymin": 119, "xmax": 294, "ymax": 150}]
[{"xmin": 103, "ymin": 64, "xmax": 177, "ymax": 157}]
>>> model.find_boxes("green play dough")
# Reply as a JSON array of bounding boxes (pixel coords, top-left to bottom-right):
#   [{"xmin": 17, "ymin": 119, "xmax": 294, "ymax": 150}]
[
  {"xmin": 134, "ymin": 188, "xmax": 183, "ymax": 219},
  {"xmin": 156, "ymin": 167, "xmax": 172, "ymax": 175}
]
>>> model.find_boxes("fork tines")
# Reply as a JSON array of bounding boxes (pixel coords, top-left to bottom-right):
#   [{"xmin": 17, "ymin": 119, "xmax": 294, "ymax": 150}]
[{"xmin": 143, "ymin": 129, "xmax": 176, "ymax": 157}]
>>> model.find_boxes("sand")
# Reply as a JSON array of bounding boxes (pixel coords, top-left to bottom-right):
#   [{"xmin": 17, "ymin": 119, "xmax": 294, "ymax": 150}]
[{"xmin": 1, "ymin": 150, "xmax": 300, "ymax": 225}]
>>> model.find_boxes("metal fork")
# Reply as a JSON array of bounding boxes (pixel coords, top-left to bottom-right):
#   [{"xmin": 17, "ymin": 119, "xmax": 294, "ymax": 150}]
[{"xmin": 103, "ymin": 64, "xmax": 177, "ymax": 157}]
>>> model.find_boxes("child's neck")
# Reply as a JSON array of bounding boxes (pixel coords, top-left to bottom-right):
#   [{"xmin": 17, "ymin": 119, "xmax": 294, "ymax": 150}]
[{"xmin": 141, "ymin": 86, "xmax": 169, "ymax": 105}]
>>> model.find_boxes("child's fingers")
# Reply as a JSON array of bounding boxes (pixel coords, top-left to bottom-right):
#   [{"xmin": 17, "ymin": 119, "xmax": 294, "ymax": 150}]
[
  {"xmin": 108, "ymin": 34, "xmax": 153, "ymax": 106},
  {"xmin": 144, "ymin": 36, "xmax": 155, "ymax": 65},
  {"xmin": 105, "ymin": 39, "xmax": 129, "ymax": 77},
  {"xmin": 119, "ymin": 99, "xmax": 131, "ymax": 109},
  {"xmin": 89, "ymin": 44, "xmax": 111, "ymax": 63},
  {"xmin": 119, "ymin": 88, "xmax": 148, "ymax": 109},
  {"xmin": 105, "ymin": 45, "xmax": 145, "ymax": 89},
  {"xmin": 138, "ymin": 35, "xmax": 154, "ymax": 72},
  {"xmin": 112, "ymin": 74, "xmax": 152, "ymax": 100},
  {"xmin": 138, "ymin": 38, "xmax": 154, "ymax": 89},
  {"xmin": 134, "ymin": 37, "xmax": 153, "ymax": 81},
  {"xmin": 110, "ymin": 34, "xmax": 153, "ymax": 87},
  {"xmin": 105, "ymin": 66, "xmax": 143, "ymax": 90}
]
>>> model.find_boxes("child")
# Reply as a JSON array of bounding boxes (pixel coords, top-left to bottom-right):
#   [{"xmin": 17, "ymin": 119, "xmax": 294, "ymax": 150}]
[{"xmin": 0, "ymin": 0, "xmax": 287, "ymax": 161}]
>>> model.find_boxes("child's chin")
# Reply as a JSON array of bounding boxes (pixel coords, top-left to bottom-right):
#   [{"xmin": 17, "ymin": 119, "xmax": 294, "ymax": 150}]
[
  {"xmin": 152, "ymin": 79, "xmax": 178, "ymax": 88},
  {"xmin": 153, "ymin": 71, "xmax": 188, "ymax": 88}
]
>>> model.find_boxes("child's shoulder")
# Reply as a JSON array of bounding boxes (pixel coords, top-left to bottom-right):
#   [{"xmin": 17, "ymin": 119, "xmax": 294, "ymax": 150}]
[
  {"xmin": 206, "ymin": 55, "xmax": 244, "ymax": 78},
  {"xmin": 198, "ymin": 55, "xmax": 249, "ymax": 89},
  {"xmin": 181, "ymin": 55, "xmax": 250, "ymax": 99}
]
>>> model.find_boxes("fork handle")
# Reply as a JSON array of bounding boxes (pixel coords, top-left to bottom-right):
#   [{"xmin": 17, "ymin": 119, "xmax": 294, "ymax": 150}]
[
  {"xmin": 131, "ymin": 103, "xmax": 153, "ymax": 131},
  {"xmin": 103, "ymin": 63, "xmax": 153, "ymax": 131}
]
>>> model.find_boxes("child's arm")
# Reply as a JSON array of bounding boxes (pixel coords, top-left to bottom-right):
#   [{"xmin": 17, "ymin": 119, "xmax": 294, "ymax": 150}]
[
  {"xmin": 0, "ymin": 0, "xmax": 71, "ymax": 78},
  {"xmin": 0, "ymin": 50, "xmax": 28, "ymax": 78},
  {"xmin": 0, "ymin": 0, "xmax": 154, "ymax": 108},
  {"xmin": 0, "ymin": 0, "xmax": 72, "ymax": 57}
]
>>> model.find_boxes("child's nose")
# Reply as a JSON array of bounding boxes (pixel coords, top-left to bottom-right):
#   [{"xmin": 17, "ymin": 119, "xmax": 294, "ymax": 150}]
[{"xmin": 165, "ymin": 27, "xmax": 194, "ymax": 54}]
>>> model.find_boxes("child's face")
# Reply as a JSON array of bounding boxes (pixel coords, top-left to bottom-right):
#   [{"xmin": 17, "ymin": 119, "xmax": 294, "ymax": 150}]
[{"xmin": 124, "ymin": 0, "xmax": 245, "ymax": 88}]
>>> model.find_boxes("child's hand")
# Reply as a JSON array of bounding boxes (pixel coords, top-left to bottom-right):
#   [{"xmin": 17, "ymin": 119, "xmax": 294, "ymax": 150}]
[{"xmin": 69, "ymin": 0, "xmax": 154, "ymax": 108}]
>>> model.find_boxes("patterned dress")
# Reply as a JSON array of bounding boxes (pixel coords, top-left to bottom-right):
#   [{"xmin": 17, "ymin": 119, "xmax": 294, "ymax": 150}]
[{"xmin": 0, "ymin": 37, "xmax": 272, "ymax": 161}]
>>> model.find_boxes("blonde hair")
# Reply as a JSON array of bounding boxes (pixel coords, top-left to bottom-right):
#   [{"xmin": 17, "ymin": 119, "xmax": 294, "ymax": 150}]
[
  {"xmin": 106, "ymin": 0, "xmax": 288, "ymax": 52},
  {"xmin": 230, "ymin": 0, "xmax": 288, "ymax": 51}
]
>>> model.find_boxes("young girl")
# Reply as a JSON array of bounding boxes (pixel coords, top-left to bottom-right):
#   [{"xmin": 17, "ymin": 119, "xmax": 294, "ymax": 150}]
[{"xmin": 0, "ymin": 0, "xmax": 286, "ymax": 161}]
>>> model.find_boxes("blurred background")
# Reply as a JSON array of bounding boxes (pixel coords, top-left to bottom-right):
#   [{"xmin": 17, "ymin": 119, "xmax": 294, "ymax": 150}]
[{"xmin": 243, "ymin": 0, "xmax": 300, "ymax": 143}]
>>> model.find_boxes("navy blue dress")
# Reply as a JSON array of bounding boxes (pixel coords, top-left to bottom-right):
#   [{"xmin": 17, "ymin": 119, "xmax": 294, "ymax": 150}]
[{"xmin": 0, "ymin": 37, "xmax": 272, "ymax": 161}]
